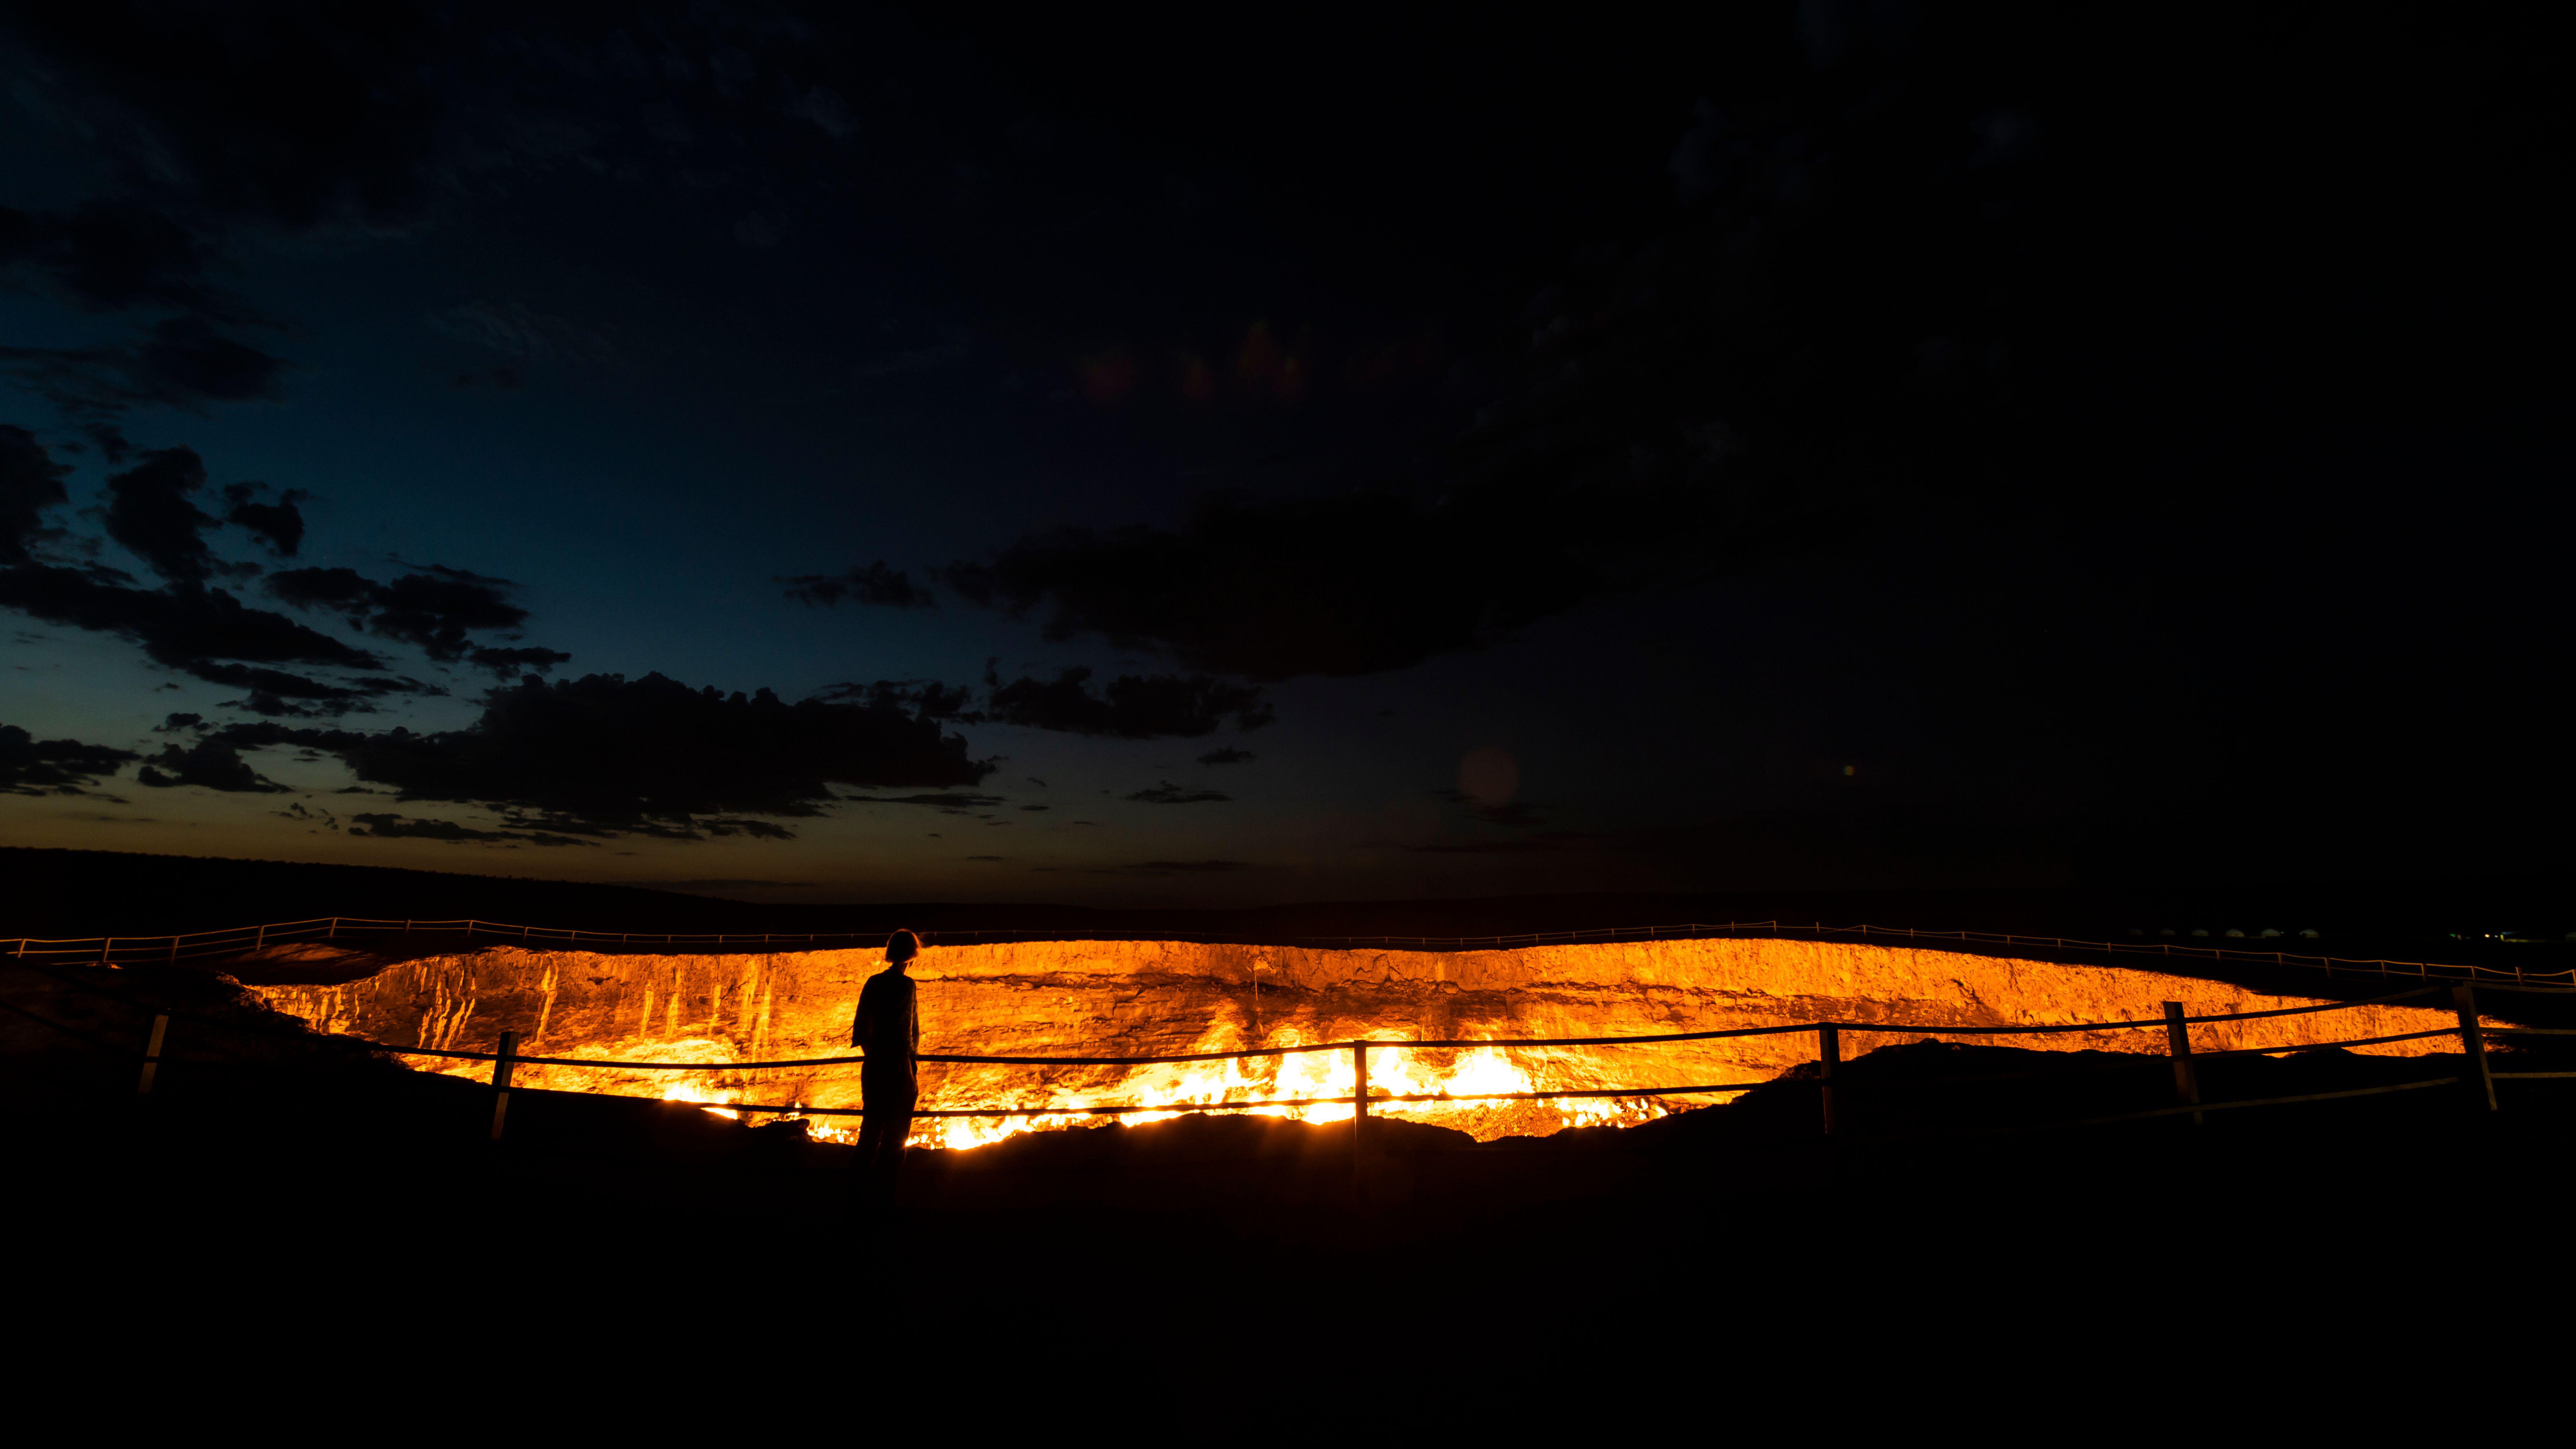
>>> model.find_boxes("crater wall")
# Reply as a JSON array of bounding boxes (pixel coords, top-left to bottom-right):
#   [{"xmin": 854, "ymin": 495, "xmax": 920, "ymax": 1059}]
[{"xmin": 249, "ymin": 937, "xmax": 2481, "ymax": 1144}]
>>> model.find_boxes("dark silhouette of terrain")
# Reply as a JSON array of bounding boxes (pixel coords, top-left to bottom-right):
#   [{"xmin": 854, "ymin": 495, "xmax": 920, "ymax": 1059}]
[
  {"xmin": 9, "ymin": 848, "xmax": 2572, "ymax": 972},
  {"xmin": 9, "ymin": 949, "xmax": 2573, "ymax": 1373}
]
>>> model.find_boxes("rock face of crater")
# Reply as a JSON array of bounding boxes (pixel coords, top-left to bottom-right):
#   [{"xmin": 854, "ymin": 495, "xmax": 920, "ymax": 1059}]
[{"xmin": 250, "ymin": 936, "xmax": 2478, "ymax": 1145}]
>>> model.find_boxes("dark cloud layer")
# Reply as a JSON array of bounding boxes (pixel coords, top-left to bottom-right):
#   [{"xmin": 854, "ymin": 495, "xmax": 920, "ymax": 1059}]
[
  {"xmin": 0, "ymin": 201, "xmax": 213, "ymax": 313},
  {"xmin": 267, "ymin": 563, "xmax": 565, "ymax": 672},
  {"xmin": 1125, "ymin": 782, "xmax": 1229, "ymax": 805},
  {"xmin": 1, "ymin": 317, "xmax": 288, "ymax": 418},
  {"xmin": 137, "ymin": 736, "xmax": 288, "ymax": 793},
  {"xmin": 780, "ymin": 561, "xmax": 932, "ymax": 609},
  {"xmin": 944, "ymin": 491, "xmax": 1602, "ymax": 681},
  {"xmin": 0, "ymin": 424, "xmax": 69, "ymax": 564},
  {"xmin": 203, "ymin": 671, "xmax": 995, "ymax": 837},
  {"xmin": 3, "ymin": 4, "xmax": 448, "ymax": 234},
  {"xmin": 928, "ymin": 4, "xmax": 2571, "ymax": 689},
  {"xmin": 817, "ymin": 679, "xmax": 980, "ymax": 720},
  {"xmin": 221, "ymin": 483, "xmax": 305, "ymax": 555},
  {"xmin": 841, "ymin": 791, "xmax": 1008, "ymax": 812},
  {"xmin": 0, "ymin": 564, "xmax": 380, "ymax": 678},
  {"xmin": 810, "ymin": 671, "xmax": 1269, "ymax": 741},
  {"xmin": 984, "ymin": 667, "xmax": 1270, "ymax": 738},
  {"xmin": 0, "ymin": 723, "xmax": 136, "ymax": 795},
  {"xmin": 348, "ymin": 812, "xmax": 592, "ymax": 847},
  {"xmin": 103, "ymin": 445, "xmax": 232, "ymax": 583},
  {"xmin": 0, "ymin": 433, "xmax": 433, "ymax": 714},
  {"xmin": 467, "ymin": 645, "xmax": 573, "ymax": 676}
]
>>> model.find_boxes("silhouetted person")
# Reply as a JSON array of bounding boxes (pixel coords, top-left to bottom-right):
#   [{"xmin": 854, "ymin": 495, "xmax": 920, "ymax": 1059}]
[{"xmin": 850, "ymin": 929, "xmax": 922, "ymax": 1210}]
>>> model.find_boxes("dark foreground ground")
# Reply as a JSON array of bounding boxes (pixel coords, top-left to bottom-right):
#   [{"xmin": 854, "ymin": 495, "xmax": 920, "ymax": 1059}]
[{"xmin": 10, "ymin": 956, "xmax": 2576, "ymax": 1404}]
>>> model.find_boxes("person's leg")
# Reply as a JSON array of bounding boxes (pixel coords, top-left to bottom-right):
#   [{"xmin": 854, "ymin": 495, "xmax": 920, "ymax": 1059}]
[
  {"xmin": 851, "ymin": 1080, "xmax": 895, "ymax": 1213},
  {"xmin": 871, "ymin": 1086, "xmax": 917, "ymax": 1200}
]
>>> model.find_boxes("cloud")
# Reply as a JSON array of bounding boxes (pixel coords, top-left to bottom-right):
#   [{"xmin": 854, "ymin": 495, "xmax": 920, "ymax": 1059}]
[
  {"xmin": 811, "ymin": 679, "xmax": 979, "ymax": 718},
  {"xmin": 221, "ymin": 483, "xmax": 306, "ymax": 556},
  {"xmin": 1120, "ymin": 859, "xmax": 1254, "ymax": 873},
  {"xmin": 1409, "ymin": 832, "xmax": 1601, "ymax": 855},
  {"xmin": 363, "ymin": 566, "xmax": 532, "ymax": 659},
  {"xmin": 840, "ymin": 790, "xmax": 1009, "ymax": 813},
  {"xmin": 0, "ymin": 201, "xmax": 215, "ymax": 313},
  {"xmin": 0, "ymin": 316, "xmax": 288, "ymax": 418},
  {"xmin": 787, "ymin": 84, "xmax": 857, "ymax": 142},
  {"xmin": 0, "ymin": 722, "xmax": 137, "ymax": 795},
  {"xmin": 102, "ymin": 445, "xmax": 239, "ymax": 583},
  {"xmin": 0, "ymin": 564, "xmax": 392, "ymax": 709},
  {"xmin": 1124, "ymin": 781, "xmax": 1230, "ymax": 804},
  {"xmin": 267, "ymin": 563, "xmax": 565, "ymax": 669},
  {"xmin": 3, "ymin": 4, "xmax": 450, "ymax": 233},
  {"xmin": 0, "ymin": 426, "xmax": 71, "ymax": 565},
  {"xmin": 779, "ymin": 561, "xmax": 932, "ymax": 608},
  {"xmin": 136, "ymin": 736, "xmax": 289, "ymax": 793},
  {"xmin": 940, "ymin": 489, "xmax": 1605, "ymax": 681},
  {"xmin": 1197, "ymin": 747, "xmax": 1255, "ymax": 765},
  {"xmin": 260, "ymin": 565, "xmax": 373, "ymax": 614},
  {"xmin": 428, "ymin": 301, "xmax": 621, "ymax": 366},
  {"xmin": 204, "ymin": 670, "xmax": 996, "ymax": 837},
  {"xmin": 466, "ymin": 646, "xmax": 573, "ymax": 677},
  {"xmin": 0, "ymin": 570, "xmax": 406, "ymax": 717},
  {"xmin": 807, "ymin": 670, "xmax": 1264, "ymax": 740},
  {"xmin": 985, "ymin": 667, "xmax": 1272, "ymax": 738},
  {"xmin": 347, "ymin": 811, "xmax": 594, "ymax": 847}
]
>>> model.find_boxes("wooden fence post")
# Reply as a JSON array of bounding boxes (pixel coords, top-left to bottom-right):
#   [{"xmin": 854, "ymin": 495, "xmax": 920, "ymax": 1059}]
[
  {"xmin": 490, "ymin": 1030, "xmax": 519, "ymax": 1141},
  {"xmin": 2452, "ymin": 985, "xmax": 2496, "ymax": 1112},
  {"xmin": 136, "ymin": 1014, "xmax": 168, "ymax": 1096},
  {"xmin": 1351, "ymin": 1041, "xmax": 1370, "ymax": 1197},
  {"xmin": 1818, "ymin": 1024, "xmax": 1839, "ymax": 1136},
  {"xmin": 2163, "ymin": 1003, "xmax": 2202, "ymax": 1125}
]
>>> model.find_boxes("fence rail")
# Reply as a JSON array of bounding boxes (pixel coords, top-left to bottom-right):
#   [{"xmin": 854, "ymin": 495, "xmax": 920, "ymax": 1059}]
[
  {"xmin": 10, "ymin": 945, "xmax": 2566, "ymax": 1166},
  {"xmin": 8, "ymin": 914, "xmax": 2573, "ymax": 990}
]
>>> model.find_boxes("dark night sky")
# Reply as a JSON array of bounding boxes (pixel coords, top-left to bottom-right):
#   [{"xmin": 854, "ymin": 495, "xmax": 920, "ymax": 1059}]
[{"xmin": 1, "ymin": 1, "xmax": 2567, "ymax": 904}]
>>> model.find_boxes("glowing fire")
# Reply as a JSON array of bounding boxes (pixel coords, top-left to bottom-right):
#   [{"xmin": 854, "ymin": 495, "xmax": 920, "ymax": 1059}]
[
  {"xmin": 401, "ymin": 1022, "xmax": 1717, "ymax": 1150},
  {"xmin": 892, "ymin": 1023, "xmax": 1716, "ymax": 1151},
  {"xmin": 269, "ymin": 935, "xmax": 2478, "ymax": 1159}
]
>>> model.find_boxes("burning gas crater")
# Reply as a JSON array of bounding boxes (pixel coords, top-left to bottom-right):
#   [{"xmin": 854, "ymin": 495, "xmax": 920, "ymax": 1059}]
[{"xmin": 253, "ymin": 936, "xmax": 2470, "ymax": 1149}]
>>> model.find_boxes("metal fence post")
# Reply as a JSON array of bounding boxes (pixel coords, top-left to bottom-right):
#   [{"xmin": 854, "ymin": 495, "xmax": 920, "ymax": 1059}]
[
  {"xmin": 136, "ymin": 1014, "xmax": 169, "ymax": 1096},
  {"xmin": 490, "ymin": 1030, "xmax": 520, "ymax": 1141},
  {"xmin": 2452, "ymin": 985, "xmax": 2496, "ymax": 1112},
  {"xmin": 2162, "ymin": 1002, "xmax": 2202, "ymax": 1125},
  {"xmin": 1818, "ymin": 1024, "xmax": 1839, "ymax": 1136},
  {"xmin": 1351, "ymin": 1041, "xmax": 1370, "ymax": 1196},
  {"xmin": 99, "ymin": 936, "xmax": 114, "ymax": 967},
  {"xmin": 328, "ymin": 917, "xmax": 339, "ymax": 940}
]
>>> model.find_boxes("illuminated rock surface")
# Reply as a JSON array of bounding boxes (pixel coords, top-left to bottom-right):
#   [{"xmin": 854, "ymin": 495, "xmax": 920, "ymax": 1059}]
[{"xmin": 250, "ymin": 938, "xmax": 2480, "ymax": 1147}]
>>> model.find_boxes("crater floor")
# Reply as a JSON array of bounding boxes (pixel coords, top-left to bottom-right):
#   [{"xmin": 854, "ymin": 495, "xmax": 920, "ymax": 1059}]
[{"xmin": 249, "ymin": 937, "xmax": 2478, "ymax": 1146}]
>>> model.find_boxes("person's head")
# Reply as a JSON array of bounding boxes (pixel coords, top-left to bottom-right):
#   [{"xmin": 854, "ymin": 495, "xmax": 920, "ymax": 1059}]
[{"xmin": 885, "ymin": 929, "xmax": 921, "ymax": 968}]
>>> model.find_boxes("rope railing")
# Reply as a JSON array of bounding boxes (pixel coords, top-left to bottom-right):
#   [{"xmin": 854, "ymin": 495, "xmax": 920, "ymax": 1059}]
[
  {"xmin": 10, "ymin": 912, "xmax": 2571, "ymax": 990},
  {"xmin": 13, "ymin": 946, "xmax": 2555, "ymax": 1155}
]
